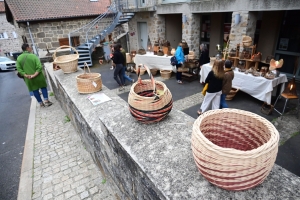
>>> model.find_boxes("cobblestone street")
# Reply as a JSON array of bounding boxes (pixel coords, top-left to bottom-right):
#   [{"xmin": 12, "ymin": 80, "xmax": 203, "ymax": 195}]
[{"xmin": 31, "ymin": 98, "xmax": 116, "ymax": 200}]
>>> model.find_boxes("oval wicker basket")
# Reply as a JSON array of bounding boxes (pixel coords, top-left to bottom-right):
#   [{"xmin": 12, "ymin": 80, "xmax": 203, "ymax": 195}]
[
  {"xmin": 160, "ymin": 70, "xmax": 172, "ymax": 79},
  {"xmin": 76, "ymin": 62, "xmax": 102, "ymax": 94},
  {"xmin": 225, "ymin": 88, "xmax": 239, "ymax": 100},
  {"xmin": 128, "ymin": 65, "xmax": 173, "ymax": 124},
  {"xmin": 53, "ymin": 45, "xmax": 79, "ymax": 73},
  {"xmin": 191, "ymin": 109, "xmax": 279, "ymax": 191}
]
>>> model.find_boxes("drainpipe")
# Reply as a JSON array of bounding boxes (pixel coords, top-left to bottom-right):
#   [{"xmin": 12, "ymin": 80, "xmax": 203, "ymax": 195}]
[{"xmin": 27, "ymin": 22, "xmax": 39, "ymax": 56}]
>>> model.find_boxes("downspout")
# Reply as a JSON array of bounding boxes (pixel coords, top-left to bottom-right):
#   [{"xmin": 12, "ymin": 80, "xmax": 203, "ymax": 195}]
[{"xmin": 27, "ymin": 22, "xmax": 39, "ymax": 56}]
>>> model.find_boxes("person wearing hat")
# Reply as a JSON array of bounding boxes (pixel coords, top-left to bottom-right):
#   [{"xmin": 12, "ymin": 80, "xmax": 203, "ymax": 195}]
[{"xmin": 220, "ymin": 60, "xmax": 234, "ymax": 108}]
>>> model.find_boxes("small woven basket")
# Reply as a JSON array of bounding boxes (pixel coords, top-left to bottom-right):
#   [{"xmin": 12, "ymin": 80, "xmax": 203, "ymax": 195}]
[
  {"xmin": 160, "ymin": 70, "xmax": 172, "ymax": 79},
  {"xmin": 76, "ymin": 62, "xmax": 102, "ymax": 94},
  {"xmin": 128, "ymin": 65, "xmax": 173, "ymax": 124},
  {"xmin": 53, "ymin": 45, "xmax": 79, "ymax": 73},
  {"xmin": 191, "ymin": 109, "xmax": 279, "ymax": 191},
  {"xmin": 150, "ymin": 68, "xmax": 158, "ymax": 76},
  {"xmin": 137, "ymin": 48, "xmax": 146, "ymax": 55},
  {"xmin": 225, "ymin": 88, "xmax": 239, "ymax": 100}
]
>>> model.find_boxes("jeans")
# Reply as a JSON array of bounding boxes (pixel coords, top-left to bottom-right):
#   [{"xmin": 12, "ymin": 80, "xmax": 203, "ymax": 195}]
[
  {"xmin": 114, "ymin": 64, "xmax": 125, "ymax": 86},
  {"xmin": 122, "ymin": 66, "xmax": 132, "ymax": 83},
  {"xmin": 32, "ymin": 87, "xmax": 48, "ymax": 103},
  {"xmin": 220, "ymin": 94, "xmax": 228, "ymax": 109},
  {"xmin": 176, "ymin": 64, "xmax": 182, "ymax": 81}
]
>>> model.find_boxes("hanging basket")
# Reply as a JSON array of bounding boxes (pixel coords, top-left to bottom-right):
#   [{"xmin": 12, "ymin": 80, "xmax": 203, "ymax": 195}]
[
  {"xmin": 191, "ymin": 109, "xmax": 279, "ymax": 191},
  {"xmin": 128, "ymin": 65, "xmax": 173, "ymax": 124},
  {"xmin": 53, "ymin": 45, "xmax": 79, "ymax": 73},
  {"xmin": 160, "ymin": 70, "xmax": 172, "ymax": 79},
  {"xmin": 76, "ymin": 62, "xmax": 102, "ymax": 94}
]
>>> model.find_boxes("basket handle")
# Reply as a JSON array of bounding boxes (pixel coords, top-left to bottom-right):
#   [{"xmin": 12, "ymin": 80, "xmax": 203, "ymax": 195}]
[
  {"xmin": 53, "ymin": 45, "xmax": 78, "ymax": 60},
  {"xmin": 137, "ymin": 64, "xmax": 157, "ymax": 95},
  {"xmin": 83, "ymin": 62, "xmax": 91, "ymax": 74}
]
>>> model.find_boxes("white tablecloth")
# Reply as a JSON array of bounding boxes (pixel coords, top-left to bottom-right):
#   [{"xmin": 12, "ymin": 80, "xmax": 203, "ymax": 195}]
[
  {"xmin": 200, "ymin": 63, "xmax": 288, "ymax": 104},
  {"xmin": 134, "ymin": 53, "xmax": 176, "ymax": 72}
]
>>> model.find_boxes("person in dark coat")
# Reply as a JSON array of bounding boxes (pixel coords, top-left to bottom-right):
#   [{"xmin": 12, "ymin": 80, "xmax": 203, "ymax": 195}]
[
  {"xmin": 198, "ymin": 43, "xmax": 210, "ymax": 69},
  {"xmin": 111, "ymin": 44, "xmax": 125, "ymax": 91}
]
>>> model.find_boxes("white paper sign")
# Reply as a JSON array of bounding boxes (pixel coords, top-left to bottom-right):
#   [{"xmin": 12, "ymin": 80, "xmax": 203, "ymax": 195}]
[
  {"xmin": 92, "ymin": 81, "xmax": 97, "ymax": 88},
  {"xmin": 87, "ymin": 93, "xmax": 111, "ymax": 106}
]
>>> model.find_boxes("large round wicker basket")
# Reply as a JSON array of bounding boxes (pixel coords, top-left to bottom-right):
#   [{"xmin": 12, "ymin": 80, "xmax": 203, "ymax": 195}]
[
  {"xmin": 53, "ymin": 45, "xmax": 79, "ymax": 73},
  {"xmin": 160, "ymin": 70, "xmax": 172, "ymax": 79},
  {"xmin": 128, "ymin": 65, "xmax": 173, "ymax": 124},
  {"xmin": 191, "ymin": 109, "xmax": 279, "ymax": 191},
  {"xmin": 76, "ymin": 62, "xmax": 102, "ymax": 94}
]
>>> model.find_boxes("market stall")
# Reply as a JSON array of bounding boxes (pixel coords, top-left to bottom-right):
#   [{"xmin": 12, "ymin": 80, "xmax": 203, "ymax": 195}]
[{"xmin": 200, "ymin": 63, "xmax": 288, "ymax": 104}]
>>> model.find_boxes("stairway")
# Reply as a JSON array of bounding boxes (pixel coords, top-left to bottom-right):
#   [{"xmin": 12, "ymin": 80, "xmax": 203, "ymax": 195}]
[{"xmin": 69, "ymin": 2, "xmax": 134, "ymax": 68}]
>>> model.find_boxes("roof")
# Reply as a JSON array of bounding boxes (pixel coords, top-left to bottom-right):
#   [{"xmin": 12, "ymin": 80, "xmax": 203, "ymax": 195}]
[
  {"xmin": 0, "ymin": 2, "xmax": 5, "ymax": 13},
  {"xmin": 5, "ymin": 0, "xmax": 111, "ymax": 22}
]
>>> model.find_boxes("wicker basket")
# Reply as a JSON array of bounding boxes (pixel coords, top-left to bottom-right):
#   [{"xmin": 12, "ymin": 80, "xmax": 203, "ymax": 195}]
[
  {"xmin": 160, "ymin": 70, "xmax": 172, "ymax": 79},
  {"xmin": 225, "ymin": 88, "xmax": 239, "ymax": 100},
  {"xmin": 128, "ymin": 65, "xmax": 173, "ymax": 124},
  {"xmin": 76, "ymin": 62, "xmax": 102, "ymax": 94},
  {"xmin": 137, "ymin": 48, "xmax": 146, "ymax": 55},
  {"xmin": 53, "ymin": 45, "xmax": 79, "ymax": 73},
  {"xmin": 242, "ymin": 36, "xmax": 252, "ymax": 47},
  {"xmin": 191, "ymin": 109, "xmax": 279, "ymax": 191},
  {"xmin": 150, "ymin": 68, "xmax": 158, "ymax": 76}
]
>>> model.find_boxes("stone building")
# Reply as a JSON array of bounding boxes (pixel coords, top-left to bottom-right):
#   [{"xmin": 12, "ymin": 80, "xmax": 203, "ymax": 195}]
[
  {"xmin": 3, "ymin": 0, "xmax": 115, "ymax": 54},
  {"xmin": 0, "ymin": 0, "xmax": 21, "ymax": 56},
  {"xmin": 123, "ymin": 0, "xmax": 300, "ymax": 80}
]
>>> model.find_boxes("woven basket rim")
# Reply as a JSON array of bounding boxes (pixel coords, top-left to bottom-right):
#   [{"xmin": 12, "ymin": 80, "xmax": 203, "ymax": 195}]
[
  {"xmin": 54, "ymin": 54, "xmax": 79, "ymax": 64},
  {"xmin": 76, "ymin": 73, "xmax": 101, "ymax": 80},
  {"xmin": 193, "ymin": 109, "xmax": 279, "ymax": 157},
  {"xmin": 130, "ymin": 80, "xmax": 167, "ymax": 100}
]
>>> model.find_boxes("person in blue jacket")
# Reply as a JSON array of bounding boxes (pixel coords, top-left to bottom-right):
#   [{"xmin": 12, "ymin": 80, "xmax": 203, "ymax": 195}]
[{"xmin": 175, "ymin": 43, "xmax": 185, "ymax": 84}]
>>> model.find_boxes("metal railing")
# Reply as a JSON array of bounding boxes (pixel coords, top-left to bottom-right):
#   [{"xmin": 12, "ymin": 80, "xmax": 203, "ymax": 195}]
[
  {"xmin": 68, "ymin": 2, "xmax": 119, "ymax": 47},
  {"xmin": 119, "ymin": 0, "xmax": 156, "ymax": 9}
]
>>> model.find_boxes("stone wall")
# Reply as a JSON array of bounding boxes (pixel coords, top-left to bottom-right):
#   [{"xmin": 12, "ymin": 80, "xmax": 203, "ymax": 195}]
[
  {"xmin": 45, "ymin": 63, "xmax": 300, "ymax": 200},
  {"xmin": 128, "ymin": 12, "xmax": 165, "ymax": 52},
  {"xmin": 15, "ymin": 17, "xmax": 112, "ymax": 50},
  {"xmin": 182, "ymin": 13, "xmax": 201, "ymax": 58},
  {"xmin": 0, "ymin": 13, "xmax": 22, "ymax": 56}
]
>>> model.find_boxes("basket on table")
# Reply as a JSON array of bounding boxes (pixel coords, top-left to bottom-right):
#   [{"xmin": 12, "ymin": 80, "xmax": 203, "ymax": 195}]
[
  {"xmin": 128, "ymin": 65, "xmax": 173, "ymax": 124},
  {"xmin": 157, "ymin": 49, "xmax": 164, "ymax": 56},
  {"xmin": 137, "ymin": 48, "xmax": 146, "ymax": 55},
  {"xmin": 225, "ymin": 88, "xmax": 239, "ymax": 100},
  {"xmin": 53, "ymin": 45, "xmax": 79, "ymax": 73},
  {"xmin": 160, "ymin": 70, "xmax": 172, "ymax": 79},
  {"xmin": 76, "ymin": 62, "xmax": 102, "ymax": 94},
  {"xmin": 191, "ymin": 109, "xmax": 279, "ymax": 191}
]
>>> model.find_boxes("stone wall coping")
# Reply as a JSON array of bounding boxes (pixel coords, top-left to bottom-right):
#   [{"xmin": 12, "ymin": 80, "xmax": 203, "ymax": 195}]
[{"xmin": 45, "ymin": 63, "xmax": 300, "ymax": 199}]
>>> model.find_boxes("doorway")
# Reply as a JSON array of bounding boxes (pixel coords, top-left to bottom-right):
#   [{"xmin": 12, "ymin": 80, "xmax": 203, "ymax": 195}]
[{"xmin": 138, "ymin": 22, "xmax": 148, "ymax": 50}]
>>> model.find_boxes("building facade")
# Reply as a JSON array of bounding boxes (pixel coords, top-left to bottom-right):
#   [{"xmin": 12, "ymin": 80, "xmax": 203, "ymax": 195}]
[{"xmin": 123, "ymin": 0, "xmax": 300, "ymax": 79}]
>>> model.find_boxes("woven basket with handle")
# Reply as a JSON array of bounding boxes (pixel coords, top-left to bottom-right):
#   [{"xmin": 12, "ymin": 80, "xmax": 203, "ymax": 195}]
[
  {"xmin": 76, "ymin": 62, "xmax": 102, "ymax": 94},
  {"xmin": 128, "ymin": 65, "xmax": 173, "ymax": 124},
  {"xmin": 53, "ymin": 45, "xmax": 79, "ymax": 73},
  {"xmin": 191, "ymin": 109, "xmax": 279, "ymax": 191},
  {"xmin": 160, "ymin": 70, "xmax": 172, "ymax": 79}
]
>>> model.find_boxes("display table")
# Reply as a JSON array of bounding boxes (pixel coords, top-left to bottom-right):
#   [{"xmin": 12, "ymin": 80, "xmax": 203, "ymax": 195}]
[
  {"xmin": 134, "ymin": 53, "xmax": 175, "ymax": 72},
  {"xmin": 200, "ymin": 63, "xmax": 288, "ymax": 104}
]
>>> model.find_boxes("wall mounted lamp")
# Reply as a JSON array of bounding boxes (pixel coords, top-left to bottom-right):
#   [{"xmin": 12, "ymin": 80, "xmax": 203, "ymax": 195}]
[{"xmin": 235, "ymin": 14, "xmax": 241, "ymax": 25}]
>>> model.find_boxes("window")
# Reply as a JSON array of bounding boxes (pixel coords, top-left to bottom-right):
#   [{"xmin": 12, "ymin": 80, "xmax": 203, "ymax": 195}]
[
  {"xmin": 0, "ymin": 32, "xmax": 8, "ymax": 39},
  {"xmin": 22, "ymin": 35, "xmax": 28, "ymax": 43}
]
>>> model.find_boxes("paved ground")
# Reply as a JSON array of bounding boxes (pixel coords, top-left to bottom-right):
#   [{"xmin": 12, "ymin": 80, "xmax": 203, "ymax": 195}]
[
  {"xmin": 0, "ymin": 71, "xmax": 31, "ymax": 200},
  {"xmin": 30, "ymin": 97, "xmax": 117, "ymax": 200},
  {"xmin": 18, "ymin": 61, "xmax": 300, "ymax": 199}
]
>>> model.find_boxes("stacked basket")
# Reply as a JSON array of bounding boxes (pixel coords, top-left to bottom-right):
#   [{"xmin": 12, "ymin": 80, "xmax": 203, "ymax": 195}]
[
  {"xmin": 191, "ymin": 109, "xmax": 279, "ymax": 191},
  {"xmin": 128, "ymin": 65, "xmax": 173, "ymax": 124},
  {"xmin": 53, "ymin": 45, "xmax": 79, "ymax": 73}
]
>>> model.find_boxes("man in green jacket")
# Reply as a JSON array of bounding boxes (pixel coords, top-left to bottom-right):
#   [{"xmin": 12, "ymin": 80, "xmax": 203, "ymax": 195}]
[{"xmin": 16, "ymin": 44, "xmax": 53, "ymax": 107}]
